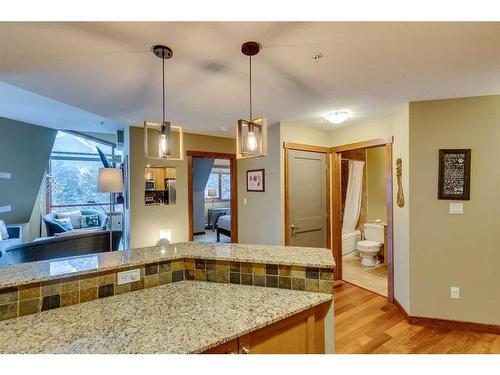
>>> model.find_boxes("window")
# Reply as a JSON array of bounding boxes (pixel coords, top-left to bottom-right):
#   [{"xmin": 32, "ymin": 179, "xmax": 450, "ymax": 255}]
[
  {"xmin": 204, "ymin": 173, "xmax": 220, "ymax": 199},
  {"xmin": 204, "ymin": 170, "xmax": 230, "ymax": 201},
  {"xmin": 221, "ymin": 174, "xmax": 231, "ymax": 200},
  {"xmin": 48, "ymin": 131, "xmax": 121, "ymax": 213}
]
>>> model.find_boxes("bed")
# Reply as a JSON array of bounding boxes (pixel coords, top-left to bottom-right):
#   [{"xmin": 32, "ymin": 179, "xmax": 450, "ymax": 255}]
[{"xmin": 215, "ymin": 214, "xmax": 231, "ymax": 242}]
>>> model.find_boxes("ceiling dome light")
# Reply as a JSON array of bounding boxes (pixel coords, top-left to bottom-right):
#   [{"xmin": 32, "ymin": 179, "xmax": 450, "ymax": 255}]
[{"xmin": 326, "ymin": 111, "xmax": 350, "ymax": 124}]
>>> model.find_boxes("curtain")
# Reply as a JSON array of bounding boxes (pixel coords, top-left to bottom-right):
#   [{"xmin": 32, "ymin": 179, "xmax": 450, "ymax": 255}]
[{"xmin": 342, "ymin": 160, "xmax": 365, "ymax": 234}]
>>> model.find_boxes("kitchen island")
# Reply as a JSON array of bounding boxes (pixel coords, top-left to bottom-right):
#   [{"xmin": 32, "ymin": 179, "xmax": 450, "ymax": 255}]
[
  {"xmin": 0, "ymin": 242, "xmax": 335, "ymax": 354},
  {"xmin": 0, "ymin": 281, "xmax": 332, "ymax": 354},
  {"xmin": 0, "ymin": 242, "xmax": 334, "ymax": 288}
]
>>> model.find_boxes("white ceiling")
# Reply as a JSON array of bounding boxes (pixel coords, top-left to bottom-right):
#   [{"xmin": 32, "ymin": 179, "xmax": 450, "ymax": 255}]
[{"xmin": 0, "ymin": 22, "xmax": 499, "ymax": 136}]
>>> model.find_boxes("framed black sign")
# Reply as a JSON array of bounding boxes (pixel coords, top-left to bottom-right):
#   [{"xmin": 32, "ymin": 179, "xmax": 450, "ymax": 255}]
[{"xmin": 438, "ymin": 149, "xmax": 471, "ymax": 200}]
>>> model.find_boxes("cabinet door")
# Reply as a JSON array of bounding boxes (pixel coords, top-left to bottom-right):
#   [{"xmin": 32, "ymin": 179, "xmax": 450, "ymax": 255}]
[
  {"xmin": 238, "ymin": 311, "xmax": 316, "ymax": 354},
  {"xmin": 203, "ymin": 339, "xmax": 239, "ymax": 354}
]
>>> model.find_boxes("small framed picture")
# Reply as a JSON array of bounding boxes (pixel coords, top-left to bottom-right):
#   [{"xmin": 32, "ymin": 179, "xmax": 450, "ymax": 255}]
[
  {"xmin": 438, "ymin": 149, "xmax": 471, "ymax": 200},
  {"xmin": 246, "ymin": 169, "xmax": 265, "ymax": 192}
]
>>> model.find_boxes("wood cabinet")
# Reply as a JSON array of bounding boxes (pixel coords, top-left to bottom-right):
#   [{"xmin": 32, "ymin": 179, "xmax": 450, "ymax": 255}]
[
  {"xmin": 145, "ymin": 166, "xmax": 176, "ymax": 191},
  {"xmin": 203, "ymin": 301, "xmax": 331, "ymax": 354},
  {"xmin": 203, "ymin": 339, "xmax": 239, "ymax": 354}
]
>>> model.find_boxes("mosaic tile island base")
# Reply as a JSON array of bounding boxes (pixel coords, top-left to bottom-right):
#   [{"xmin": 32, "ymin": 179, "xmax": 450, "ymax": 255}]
[
  {"xmin": 0, "ymin": 243, "xmax": 334, "ymax": 321},
  {"xmin": 0, "ymin": 242, "xmax": 334, "ymax": 288}
]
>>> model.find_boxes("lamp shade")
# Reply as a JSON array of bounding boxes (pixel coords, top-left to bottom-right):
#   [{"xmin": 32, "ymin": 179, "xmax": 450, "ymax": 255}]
[
  {"xmin": 207, "ymin": 188, "xmax": 217, "ymax": 197},
  {"xmin": 97, "ymin": 168, "xmax": 123, "ymax": 193}
]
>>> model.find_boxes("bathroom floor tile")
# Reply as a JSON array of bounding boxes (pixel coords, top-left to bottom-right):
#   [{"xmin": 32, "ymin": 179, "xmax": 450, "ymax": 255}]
[{"xmin": 342, "ymin": 253, "xmax": 388, "ymax": 297}]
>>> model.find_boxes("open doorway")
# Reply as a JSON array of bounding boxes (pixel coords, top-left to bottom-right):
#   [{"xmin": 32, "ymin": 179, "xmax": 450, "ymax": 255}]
[
  {"xmin": 332, "ymin": 138, "xmax": 394, "ymax": 302},
  {"xmin": 187, "ymin": 151, "xmax": 238, "ymax": 243},
  {"xmin": 339, "ymin": 146, "xmax": 388, "ymax": 296}
]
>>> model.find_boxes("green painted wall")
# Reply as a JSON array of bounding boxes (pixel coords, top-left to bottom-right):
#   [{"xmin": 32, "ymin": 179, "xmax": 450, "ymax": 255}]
[{"xmin": 0, "ymin": 117, "xmax": 57, "ymax": 224}]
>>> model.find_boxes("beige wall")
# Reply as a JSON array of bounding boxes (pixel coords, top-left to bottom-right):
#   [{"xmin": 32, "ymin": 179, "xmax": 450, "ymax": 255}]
[
  {"xmin": 366, "ymin": 146, "xmax": 387, "ymax": 222},
  {"xmin": 237, "ymin": 122, "xmax": 333, "ymax": 245},
  {"xmin": 330, "ymin": 117, "xmax": 393, "ymax": 147},
  {"xmin": 128, "ymin": 126, "xmax": 235, "ymax": 248},
  {"xmin": 281, "ymin": 122, "xmax": 333, "ymax": 147},
  {"xmin": 392, "ymin": 103, "xmax": 410, "ymax": 311},
  {"xmin": 409, "ymin": 96, "xmax": 500, "ymax": 325},
  {"xmin": 237, "ymin": 123, "xmax": 283, "ymax": 245}
]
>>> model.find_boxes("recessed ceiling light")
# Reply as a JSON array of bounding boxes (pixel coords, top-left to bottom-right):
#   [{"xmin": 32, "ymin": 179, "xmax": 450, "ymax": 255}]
[
  {"xmin": 220, "ymin": 126, "xmax": 228, "ymax": 132},
  {"xmin": 325, "ymin": 111, "xmax": 350, "ymax": 124}
]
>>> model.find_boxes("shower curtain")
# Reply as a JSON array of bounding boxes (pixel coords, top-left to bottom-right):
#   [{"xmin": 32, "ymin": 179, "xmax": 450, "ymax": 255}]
[{"xmin": 342, "ymin": 160, "xmax": 365, "ymax": 234}]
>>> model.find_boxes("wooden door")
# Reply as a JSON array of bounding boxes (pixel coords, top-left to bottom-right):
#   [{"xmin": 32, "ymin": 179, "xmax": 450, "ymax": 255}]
[{"xmin": 287, "ymin": 150, "xmax": 328, "ymax": 248}]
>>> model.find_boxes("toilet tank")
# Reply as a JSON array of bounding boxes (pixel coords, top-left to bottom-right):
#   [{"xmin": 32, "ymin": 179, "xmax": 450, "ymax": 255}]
[{"xmin": 363, "ymin": 223, "xmax": 384, "ymax": 243}]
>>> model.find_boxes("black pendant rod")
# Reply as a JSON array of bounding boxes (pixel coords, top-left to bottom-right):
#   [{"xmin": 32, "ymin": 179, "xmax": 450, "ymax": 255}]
[
  {"xmin": 249, "ymin": 55, "xmax": 252, "ymax": 121},
  {"xmin": 241, "ymin": 42, "xmax": 260, "ymax": 123},
  {"xmin": 162, "ymin": 49, "xmax": 166, "ymax": 124}
]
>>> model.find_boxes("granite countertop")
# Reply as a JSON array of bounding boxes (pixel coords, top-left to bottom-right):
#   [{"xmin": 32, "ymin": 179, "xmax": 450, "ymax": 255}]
[
  {"xmin": 0, "ymin": 281, "xmax": 332, "ymax": 354},
  {"xmin": 0, "ymin": 242, "xmax": 335, "ymax": 288}
]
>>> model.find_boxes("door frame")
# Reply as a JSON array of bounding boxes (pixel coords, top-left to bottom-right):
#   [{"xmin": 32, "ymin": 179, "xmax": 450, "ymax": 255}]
[
  {"xmin": 283, "ymin": 142, "xmax": 331, "ymax": 249},
  {"xmin": 330, "ymin": 137, "xmax": 394, "ymax": 302},
  {"xmin": 187, "ymin": 150, "xmax": 238, "ymax": 243}
]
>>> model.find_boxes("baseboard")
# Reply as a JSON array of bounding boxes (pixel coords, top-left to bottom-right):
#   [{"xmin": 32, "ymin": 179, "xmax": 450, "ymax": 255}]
[
  {"xmin": 393, "ymin": 298, "xmax": 409, "ymax": 320},
  {"xmin": 408, "ymin": 316, "xmax": 500, "ymax": 335},
  {"xmin": 393, "ymin": 298, "xmax": 500, "ymax": 335}
]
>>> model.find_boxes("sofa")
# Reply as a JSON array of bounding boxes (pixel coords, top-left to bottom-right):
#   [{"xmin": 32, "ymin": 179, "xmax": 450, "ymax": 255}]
[
  {"xmin": 43, "ymin": 209, "xmax": 108, "ymax": 236},
  {"xmin": 0, "ymin": 225, "xmax": 23, "ymax": 255},
  {"xmin": 0, "ymin": 230, "xmax": 122, "ymax": 266}
]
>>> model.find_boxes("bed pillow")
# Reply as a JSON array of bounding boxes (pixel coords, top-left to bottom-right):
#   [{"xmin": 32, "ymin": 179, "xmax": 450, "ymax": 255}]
[
  {"xmin": 56, "ymin": 210, "xmax": 82, "ymax": 229},
  {"xmin": 0, "ymin": 220, "xmax": 8, "ymax": 240},
  {"xmin": 81, "ymin": 214, "xmax": 100, "ymax": 229},
  {"xmin": 53, "ymin": 217, "xmax": 74, "ymax": 232}
]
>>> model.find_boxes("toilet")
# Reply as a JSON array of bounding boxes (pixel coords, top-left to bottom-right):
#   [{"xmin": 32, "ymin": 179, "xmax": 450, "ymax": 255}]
[{"xmin": 356, "ymin": 223, "xmax": 384, "ymax": 267}]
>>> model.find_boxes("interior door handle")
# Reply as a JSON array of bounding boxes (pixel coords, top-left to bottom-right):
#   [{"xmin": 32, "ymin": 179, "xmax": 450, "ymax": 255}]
[{"xmin": 290, "ymin": 224, "xmax": 300, "ymax": 236}]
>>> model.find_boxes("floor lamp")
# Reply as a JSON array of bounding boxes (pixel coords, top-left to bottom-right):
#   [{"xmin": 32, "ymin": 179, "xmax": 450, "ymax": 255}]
[
  {"xmin": 97, "ymin": 168, "xmax": 124, "ymax": 251},
  {"xmin": 207, "ymin": 188, "xmax": 217, "ymax": 208}
]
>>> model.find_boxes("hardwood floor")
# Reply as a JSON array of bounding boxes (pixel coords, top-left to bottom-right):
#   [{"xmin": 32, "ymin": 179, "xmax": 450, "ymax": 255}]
[{"xmin": 334, "ymin": 281, "xmax": 500, "ymax": 354}]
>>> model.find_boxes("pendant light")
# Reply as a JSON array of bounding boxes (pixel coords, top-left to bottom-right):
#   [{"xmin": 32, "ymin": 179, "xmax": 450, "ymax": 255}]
[
  {"xmin": 236, "ymin": 41, "xmax": 267, "ymax": 160},
  {"xmin": 143, "ymin": 45, "xmax": 184, "ymax": 160},
  {"xmin": 156, "ymin": 45, "xmax": 172, "ymax": 158}
]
